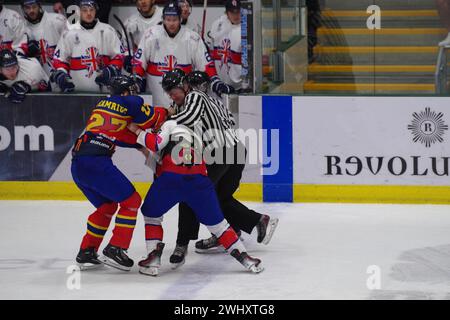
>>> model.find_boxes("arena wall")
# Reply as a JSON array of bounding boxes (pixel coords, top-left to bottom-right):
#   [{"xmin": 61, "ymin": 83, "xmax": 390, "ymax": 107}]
[
  {"xmin": 262, "ymin": 95, "xmax": 450, "ymax": 204},
  {"xmin": 1, "ymin": 95, "xmax": 449, "ymax": 203}
]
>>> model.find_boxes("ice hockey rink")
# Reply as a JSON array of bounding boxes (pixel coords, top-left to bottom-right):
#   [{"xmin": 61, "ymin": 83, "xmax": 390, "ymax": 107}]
[{"xmin": 0, "ymin": 200, "xmax": 450, "ymax": 300}]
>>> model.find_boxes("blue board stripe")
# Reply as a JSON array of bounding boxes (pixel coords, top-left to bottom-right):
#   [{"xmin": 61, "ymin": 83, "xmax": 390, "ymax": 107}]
[{"xmin": 262, "ymin": 96, "xmax": 293, "ymax": 202}]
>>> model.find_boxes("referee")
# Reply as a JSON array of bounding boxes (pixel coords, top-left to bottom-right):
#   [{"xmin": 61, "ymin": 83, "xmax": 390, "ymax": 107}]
[{"xmin": 162, "ymin": 70, "xmax": 279, "ymax": 267}]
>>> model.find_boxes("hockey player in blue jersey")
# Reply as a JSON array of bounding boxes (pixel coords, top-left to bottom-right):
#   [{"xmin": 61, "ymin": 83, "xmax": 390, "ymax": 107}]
[{"xmin": 72, "ymin": 75, "xmax": 168, "ymax": 271}]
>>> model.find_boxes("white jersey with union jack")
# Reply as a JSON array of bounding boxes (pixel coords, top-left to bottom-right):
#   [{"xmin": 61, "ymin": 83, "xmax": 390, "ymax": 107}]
[
  {"xmin": 209, "ymin": 14, "xmax": 242, "ymax": 89},
  {"xmin": 0, "ymin": 56, "xmax": 49, "ymax": 92},
  {"xmin": 0, "ymin": 7, "xmax": 28, "ymax": 54},
  {"xmin": 124, "ymin": 6, "xmax": 163, "ymax": 50},
  {"xmin": 25, "ymin": 11, "xmax": 67, "ymax": 76},
  {"xmin": 52, "ymin": 21, "xmax": 124, "ymax": 92},
  {"xmin": 133, "ymin": 24, "xmax": 216, "ymax": 107}
]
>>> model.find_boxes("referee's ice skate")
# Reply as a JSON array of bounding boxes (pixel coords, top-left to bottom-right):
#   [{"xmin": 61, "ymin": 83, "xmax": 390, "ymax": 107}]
[
  {"xmin": 257, "ymin": 215, "xmax": 279, "ymax": 245},
  {"xmin": 169, "ymin": 244, "xmax": 187, "ymax": 269}
]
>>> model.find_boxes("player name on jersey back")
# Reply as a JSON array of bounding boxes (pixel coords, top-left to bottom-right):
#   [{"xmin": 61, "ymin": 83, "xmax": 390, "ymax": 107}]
[{"xmin": 96, "ymin": 100, "xmax": 128, "ymax": 114}]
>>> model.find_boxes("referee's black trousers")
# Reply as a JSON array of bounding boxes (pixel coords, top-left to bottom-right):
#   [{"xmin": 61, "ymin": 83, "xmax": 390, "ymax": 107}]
[{"xmin": 176, "ymin": 143, "xmax": 262, "ymax": 246}]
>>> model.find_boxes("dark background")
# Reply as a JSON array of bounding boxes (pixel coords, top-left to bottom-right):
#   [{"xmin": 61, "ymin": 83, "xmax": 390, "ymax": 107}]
[{"xmin": 0, "ymin": 95, "xmax": 103, "ymax": 181}]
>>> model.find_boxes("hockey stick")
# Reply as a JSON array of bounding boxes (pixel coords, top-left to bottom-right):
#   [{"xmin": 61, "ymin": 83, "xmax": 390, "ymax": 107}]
[
  {"xmin": 113, "ymin": 14, "xmax": 132, "ymax": 59},
  {"xmin": 128, "ymin": 31, "xmax": 136, "ymax": 55},
  {"xmin": 98, "ymin": 29, "xmax": 105, "ymax": 91},
  {"xmin": 200, "ymin": 0, "xmax": 208, "ymax": 40},
  {"xmin": 113, "ymin": 13, "xmax": 137, "ymax": 82}
]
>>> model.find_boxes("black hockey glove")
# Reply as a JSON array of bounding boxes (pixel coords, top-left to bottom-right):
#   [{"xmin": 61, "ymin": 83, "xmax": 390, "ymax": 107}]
[
  {"xmin": 51, "ymin": 70, "xmax": 75, "ymax": 93},
  {"xmin": 211, "ymin": 76, "xmax": 235, "ymax": 97},
  {"xmin": 237, "ymin": 87, "xmax": 252, "ymax": 94},
  {"xmin": 95, "ymin": 65, "xmax": 121, "ymax": 86},
  {"xmin": 6, "ymin": 81, "xmax": 32, "ymax": 104},
  {"xmin": 27, "ymin": 40, "xmax": 41, "ymax": 58}
]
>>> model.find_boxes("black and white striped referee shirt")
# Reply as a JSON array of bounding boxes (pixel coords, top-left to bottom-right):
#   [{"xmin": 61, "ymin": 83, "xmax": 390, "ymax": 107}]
[{"xmin": 170, "ymin": 90, "xmax": 239, "ymax": 150}]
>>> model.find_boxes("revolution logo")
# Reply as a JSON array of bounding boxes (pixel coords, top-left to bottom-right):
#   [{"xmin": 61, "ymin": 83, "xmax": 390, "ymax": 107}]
[{"xmin": 408, "ymin": 107, "xmax": 448, "ymax": 148}]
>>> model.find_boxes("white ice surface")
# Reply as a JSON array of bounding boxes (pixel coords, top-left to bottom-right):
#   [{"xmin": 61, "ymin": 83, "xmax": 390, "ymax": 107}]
[{"xmin": 1, "ymin": 201, "xmax": 450, "ymax": 300}]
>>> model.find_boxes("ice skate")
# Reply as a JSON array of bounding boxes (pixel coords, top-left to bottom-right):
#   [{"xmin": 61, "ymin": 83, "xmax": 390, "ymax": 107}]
[
  {"xmin": 256, "ymin": 214, "xmax": 279, "ymax": 245},
  {"xmin": 169, "ymin": 244, "xmax": 187, "ymax": 269},
  {"xmin": 195, "ymin": 234, "xmax": 226, "ymax": 254},
  {"xmin": 230, "ymin": 249, "xmax": 264, "ymax": 273},
  {"xmin": 76, "ymin": 247, "xmax": 104, "ymax": 271},
  {"xmin": 99, "ymin": 244, "xmax": 134, "ymax": 271},
  {"xmin": 139, "ymin": 242, "xmax": 165, "ymax": 276}
]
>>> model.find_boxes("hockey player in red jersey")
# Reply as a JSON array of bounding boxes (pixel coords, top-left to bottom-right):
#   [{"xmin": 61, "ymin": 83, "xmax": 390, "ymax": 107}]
[
  {"xmin": 126, "ymin": 104, "xmax": 264, "ymax": 275},
  {"xmin": 72, "ymin": 75, "xmax": 168, "ymax": 271},
  {"xmin": 163, "ymin": 70, "xmax": 279, "ymax": 266}
]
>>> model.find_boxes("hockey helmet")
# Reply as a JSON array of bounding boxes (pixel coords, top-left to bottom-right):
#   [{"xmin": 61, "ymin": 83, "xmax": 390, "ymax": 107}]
[
  {"xmin": 186, "ymin": 71, "xmax": 210, "ymax": 92},
  {"xmin": 21, "ymin": 0, "xmax": 41, "ymax": 6},
  {"xmin": 172, "ymin": 68, "xmax": 186, "ymax": 79},
  {"xmin": 225, "ymin": 0, "xmax": 241, "ymax": 12},
  {"xmin": 109, "ymin": 75, "xmax": 138, "ymax": 95},
  {"xmin": 79, "ymin": 0, "xmax": 99, "ymax": 11},
  {"xmin": 162, "ymin": 70, "xmax": 185, "ymax": 92},
  {"xmin": 0, "ymin": 49, "xmax": 18, "ymax": 68},
  {"xmin": 163, "ymin": 1, "xmax": 181, "ymax": 18}
]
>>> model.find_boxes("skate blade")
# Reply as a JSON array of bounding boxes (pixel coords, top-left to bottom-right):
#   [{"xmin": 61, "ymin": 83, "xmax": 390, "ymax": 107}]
[
  {"xmin": 262, "ymin": 218, "xmax": 279, "ymax": 245},
  {"xmin": 170, "ymin": 259, "xmax": 185, "ymax": 270},
  {"xmin": 99, "ymin": 255, "xmax": 132, "ymax": 272},
  {"xmin": 250, "ymin": 264, "xmax": 264, "ymax": 274},
  {"xmin": 77, "ymin": 262, "xmax": 104, "ymax": 271},
  {"xmin": 195, "ymin": 246, "xmax": 226, "ymax": 254},
  {"xmin": 139, "ymin": 266, "xmax": 159, "ymax": 276}
]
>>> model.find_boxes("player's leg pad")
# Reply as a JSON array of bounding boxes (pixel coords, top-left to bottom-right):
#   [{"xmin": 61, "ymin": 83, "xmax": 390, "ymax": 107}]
[
  {"xmin": 80, "ymin": 202, "xmax": 117, "ymax": 251},
  {"xmin": 208, "ymin": 220, "xmax": 245, "ymax": 253},
  {"xmin": 144, "ymin": 216, "xmax": 164, "ymax": 261},
  {"xmin": 144, "ymin": 216, "xmax": 163, "ymax": 244},
  {"xmin": 195, "ymin": 229, "xmax": 244, "ymax": 254},
  {"xmin": 109, "ymin": 192, "xmax": 141, "ymax": 249}
]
